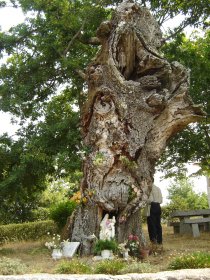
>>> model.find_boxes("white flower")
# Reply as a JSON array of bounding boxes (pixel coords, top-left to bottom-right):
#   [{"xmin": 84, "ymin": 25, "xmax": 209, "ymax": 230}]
[{"xmin": 45, "ymin": 233, "xmax": 62, "ymax": 250}]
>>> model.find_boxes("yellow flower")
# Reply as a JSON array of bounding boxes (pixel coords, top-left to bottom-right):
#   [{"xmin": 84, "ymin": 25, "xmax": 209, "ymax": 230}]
[
  {"xmin": 82, "ymin": 197, "xmax": 87, "ymax": 204},
  {"xmin": 70, "ymin": 191, "xmax": 81, "ymax": 203}
]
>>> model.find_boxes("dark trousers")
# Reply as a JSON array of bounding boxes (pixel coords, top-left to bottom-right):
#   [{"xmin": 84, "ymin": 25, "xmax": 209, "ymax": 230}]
[{"xmin": 147, "ymin": 202, "xmax": 162, "ymax": 244}]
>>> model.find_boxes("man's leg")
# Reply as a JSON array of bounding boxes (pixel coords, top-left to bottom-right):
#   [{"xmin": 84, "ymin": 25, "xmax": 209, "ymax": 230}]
[
  {"xmin": 147, "ymin": 215, "xmax": 157, "ymax": 243},
  {"xmin": 156, "ymin": 213, "xmax": 162, "ymax": 244}
]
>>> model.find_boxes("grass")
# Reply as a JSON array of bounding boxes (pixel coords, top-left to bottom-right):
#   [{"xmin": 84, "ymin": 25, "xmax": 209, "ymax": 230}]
[{"xmin": 1, "ymin": 224, "xmax": 210, "ymax": 274}]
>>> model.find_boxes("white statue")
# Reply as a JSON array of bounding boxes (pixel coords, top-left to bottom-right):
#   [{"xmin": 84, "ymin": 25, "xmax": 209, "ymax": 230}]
[{"xmin": 99, "ymin": 214, "xmax": 116, "ymax": 240}]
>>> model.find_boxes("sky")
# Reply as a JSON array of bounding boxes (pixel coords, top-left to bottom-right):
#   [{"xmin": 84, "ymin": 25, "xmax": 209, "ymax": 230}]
[
  {"xmin": 0, "ymin": 6, "xmax": 24, "ymax": 135},
  {"xmin": 0, "ymin": 4, "xmax": 207, "ymax": 203}
]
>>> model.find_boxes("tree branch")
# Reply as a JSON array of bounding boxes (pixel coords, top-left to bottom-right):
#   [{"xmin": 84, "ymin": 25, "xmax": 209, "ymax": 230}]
[
  {"xmin": 80, "ymin": 37, "xmax": 101, "ymax": 45},
  {"xmin": 63, "ymin": 21, "xmax": 86, "ymax": 57},
  {"xmin": 163, "ymin": 18, "xmax": 202, "ymax": 42},
  {"xmin": 75, "ymin": 69, "xmax": 87, "ymax": 80}
]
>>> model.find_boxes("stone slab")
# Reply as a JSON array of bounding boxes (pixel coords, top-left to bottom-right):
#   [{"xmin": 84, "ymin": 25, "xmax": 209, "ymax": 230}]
[{"xmin": 62, "ymin": 242, "xmax": 80, "ymax": 258}]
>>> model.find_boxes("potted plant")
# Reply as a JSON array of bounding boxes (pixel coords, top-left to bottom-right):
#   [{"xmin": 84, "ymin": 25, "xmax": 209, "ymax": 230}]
[
  {"xmin": 94, "ymin": 239, "xmax": 118, "ymax": 259},
  {"xmin": 126, "ymin": 234, "xmax": 140, "ymax": 258},
  {"xmin": 139, "ymin": 245, "xmax": 150, "ymax": 259},
  {"xmin": 45, "ymin": 233, "xmax": 62, "ymax": 260}
]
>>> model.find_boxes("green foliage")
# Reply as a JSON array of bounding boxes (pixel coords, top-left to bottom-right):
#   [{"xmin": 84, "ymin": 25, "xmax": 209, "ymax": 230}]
[
  {"xmin": 94, "ymin": 239, "xmax": 118, "ymax": 254},
  {"xmin": 93, "ymin": 152, "xmax": 105, "ymax": 166},
  {"xmin": 159, "ymin": 30, "xmax": 210, "ymax": 176},
  {"xmin": 0, "ymin": 257, "xmax": 27, "ymax": 275},
  {"xmin": 39, "ymin": 177, "xmax": 73, "ymax": 207},
  {"xmin": 0, "ymin": 195, "xmax": 41, "ymax": 225},
  {"xmin": 161, "ymin": 177, "xmax": 208, "ymax": 221},
  {"xmin": 168, "ymin": 252, "xmax": 210, "ymax": 270},
  {"xmin": 0, "ymin": 220, "xmax": 57, "ymax": 244},
  {"xmin": 120, "ymin": 155, "xmax": 137, "ymax": 170},
  {"xmin": 49, "ymin": 200, "xmax": 77, "ymax": 229},
  {"xmin": 0, "ymin": 0, "xmax": 109, "ymax": 119},
  {"xmin": 31, "ymin": 207, "xmax": 50, "ymax": 221},
  {"xmin": 119, "ymin": 262, "xmax": 156, "ymax": 274},
  {"xmin": 145, "ymin": 0, "xmax": 210, "ymax": 31},
  {"xmin": 0, "ymin": 134, "xmax": 54, "ymax": 224},
  {"xmin": 94, "ymin": 259, "xmax": 125, "ymax": 275},
  {"xmin": 55, "ymin": 259, "xmax": 92, "ymax": 274}
]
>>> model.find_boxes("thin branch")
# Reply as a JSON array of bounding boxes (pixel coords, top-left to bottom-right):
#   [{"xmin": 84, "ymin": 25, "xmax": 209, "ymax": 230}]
[
  {"xmin": 75, "ymin": 69, "xmax": 87, "ymax": 80},
  {"xmin": 63, "ymin": 21, "xmax": 86, "ymax": 57},
  {"xmin": 158, "ymin": 13, "xmax": 171, "ymax": 26},
  {"xmin": 80, "ymin": 37, "xmax": 101, "ymax": 45},
  {"xmin": 164, "ymin": 18, "xmax": 202, "ymax": 42},
  {"xmin": 163, "ymin": 21, "xmax": 190, "ymax": 42}
]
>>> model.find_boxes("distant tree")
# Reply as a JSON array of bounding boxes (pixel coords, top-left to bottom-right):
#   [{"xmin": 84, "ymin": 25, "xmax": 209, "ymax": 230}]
[{"xmin": 162, "ymin": 177, "xmax": 208, "ymax": 221}]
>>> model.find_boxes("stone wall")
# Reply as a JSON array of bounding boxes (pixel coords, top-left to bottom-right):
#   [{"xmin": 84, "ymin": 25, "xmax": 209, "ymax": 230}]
[{"xmin": 0, "ymin": 269, "xmax": 210, "ymax": 280}]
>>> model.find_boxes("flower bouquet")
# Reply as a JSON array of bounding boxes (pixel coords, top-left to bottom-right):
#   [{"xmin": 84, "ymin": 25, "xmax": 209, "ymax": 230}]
[
  {"xmin": 45, "ymin": 233, "xmax": 62, "ymax": 250},
  {"xmin": 126, "ymin": 234, "xmax": 140, "ymax": 257},
  {"xmin": 45, "ymin": 233, "xmax": 62, "ymax": 260}
]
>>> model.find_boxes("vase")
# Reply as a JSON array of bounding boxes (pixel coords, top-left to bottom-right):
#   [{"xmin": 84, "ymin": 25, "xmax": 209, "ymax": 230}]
[
  {"xmin": 101, "ymin": 249, "xmax": 112, "ymax": 259},
  {"xmin": 52, "ymin": 248, "xmax": 62, "ymax": 260}
]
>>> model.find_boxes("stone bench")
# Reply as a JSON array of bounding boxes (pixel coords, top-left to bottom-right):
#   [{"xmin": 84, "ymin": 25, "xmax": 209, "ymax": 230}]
[
  {"xmin": 167, "ymin": 221, "xmax": 180, "ymax": 234},
  {"xmin": 183, "ymin": 217, "xmax": 210, "ymax": 237},
  {"xmin": 170, "ymin": 209, "xmax": 210, "ymax": 237}
]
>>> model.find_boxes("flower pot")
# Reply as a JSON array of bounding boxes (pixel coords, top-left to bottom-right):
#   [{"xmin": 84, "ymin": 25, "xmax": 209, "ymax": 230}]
[
  {"xmin": 101, "ymin": 249, "xmax": 112, "ymax": 259},
  {"xmin": 139, "ymin": 248, "xmax": 150, "ymax": 259},
  {"xmin": 122, "ymin": 250, "xmax": 129, "ymax": 260},
  {"xmin": 52, "ymin": 248, "xmax": 62, "ymax": 260}
]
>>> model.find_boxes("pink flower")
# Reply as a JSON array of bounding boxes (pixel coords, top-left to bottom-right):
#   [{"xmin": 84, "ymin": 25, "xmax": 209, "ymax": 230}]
[
  {"xmin": 128, "ymin": 234, "xmax": 134, "ymax": 240},
  {"xmin": 133, "ymin": 235, "xmax": 139, "ymax": 241}
]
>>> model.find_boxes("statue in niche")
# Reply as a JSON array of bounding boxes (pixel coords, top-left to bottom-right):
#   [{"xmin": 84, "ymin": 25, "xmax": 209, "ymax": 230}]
[{"xmin": 99, "ymin": 214, "xmax": 116, "ymax": 240}]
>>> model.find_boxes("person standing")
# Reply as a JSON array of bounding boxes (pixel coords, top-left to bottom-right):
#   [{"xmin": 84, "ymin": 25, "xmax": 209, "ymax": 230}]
[{"xmin": 146, "ymin": 184, "xmax": 163, "ymax": 251}]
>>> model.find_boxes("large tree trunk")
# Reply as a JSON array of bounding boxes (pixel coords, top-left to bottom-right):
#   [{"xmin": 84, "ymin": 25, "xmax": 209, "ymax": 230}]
[{"xmin": 69, "ymin": 0, "xmax": 204, "ymax": 255}]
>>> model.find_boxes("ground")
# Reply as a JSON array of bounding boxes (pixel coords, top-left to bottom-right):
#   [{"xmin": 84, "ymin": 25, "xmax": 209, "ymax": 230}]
[{"xmin": 1, "ymin": 224, "xmax": 210, "ymax": 274}]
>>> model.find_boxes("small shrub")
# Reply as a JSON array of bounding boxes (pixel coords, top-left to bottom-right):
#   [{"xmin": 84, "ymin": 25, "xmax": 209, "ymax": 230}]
[
  {"xmin": 94, "ymin": 259, "xmax": 126, "ymax": 275},
  {"xmin": 120, "ymin": 262, "xmax": 156, "ymax": 274},
  {"xmin": 55, "ymin": 259, "xmax": 92, "ymax": 274},
  {"xmin": 32, "ymin": 207, "xmax": 50, "ymax": 221},
  {"xmin": 0, "ymin": 257, "xmax": 28, "ymax": 275},
  {"xmin": 50, "ymin": 201, "xmax": 77, "ymax": 229},
  {"xmin": 0, "ymin": 248, "xmax": 15, "ymax": 256},
  {"xmin": 0, "ymin": 220, "xmax": 57, "ymax": 244},
  {"xmin": 94, "ymin": 239, "xmax": 118, "ymax": 254},
  {"xmin": 168, "ymin": 252, "xmax": 210, "ymax": 270}
]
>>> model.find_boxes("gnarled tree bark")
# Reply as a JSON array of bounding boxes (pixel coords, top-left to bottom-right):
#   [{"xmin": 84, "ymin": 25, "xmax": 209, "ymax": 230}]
[{"xmin": 69, "ymin": 0, "xmax": 205, "ymax": 255}]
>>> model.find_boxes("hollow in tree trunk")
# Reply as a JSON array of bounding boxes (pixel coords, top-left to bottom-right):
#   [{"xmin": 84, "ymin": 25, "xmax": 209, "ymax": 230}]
[{"xmin": 69, "ymin": 0, "xmax": 205, "ymax": 255}]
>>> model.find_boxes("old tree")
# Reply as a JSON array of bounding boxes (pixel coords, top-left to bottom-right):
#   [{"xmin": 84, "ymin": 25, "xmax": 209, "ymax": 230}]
[
  {"xmin": 0, "ymin": 0, "xmax": 208, "ymax": 247},
  {"xmin": 69, "ymin": 1, "xmax": 205, "ymax": 254}
]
